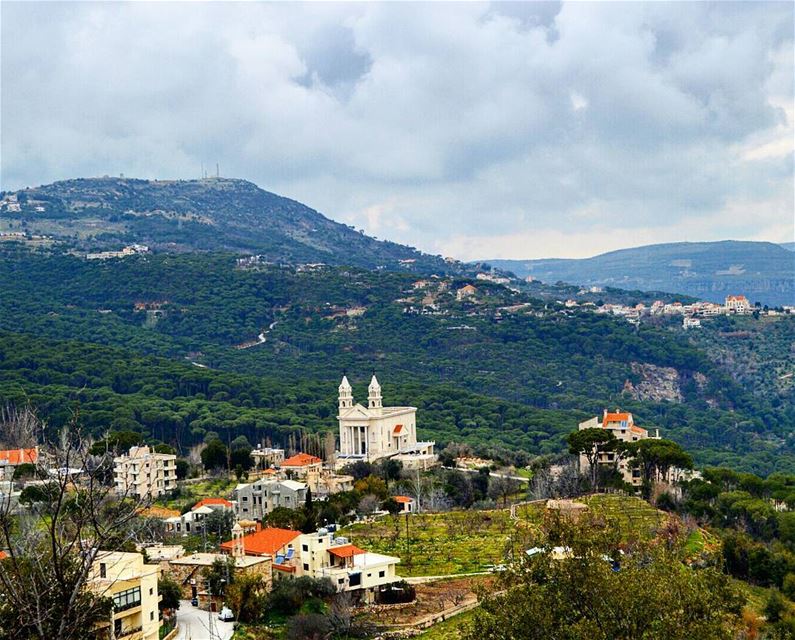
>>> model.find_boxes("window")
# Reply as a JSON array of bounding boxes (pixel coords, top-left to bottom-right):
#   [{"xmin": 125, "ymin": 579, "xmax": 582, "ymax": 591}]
[
  {"xmin": 338, "ymin": 578, "xmax": 345, "ymax": 585},
  {"xmin": 99, "ymin": 563, "xmax": 106, "ymax": 579},
  {"xmin": 149, "ymin": 587, "xmax": 153, "ymax": 595},
  {"xmin": 303, "ymin": 563, "xmax": 309, "ymax": 571},
  {"xmin": 112, "ymin": 586, "xmax": 142, "ymax": 612},
  {"xmin": 302, "ymin": 544, "xmax": 308, "ymax": 552},
  {"xmin": 150, "ymin": 611, "xmax": 155, "ymax": 621},
  {"xmin": 379, "ymin": 571, "xmax": 385, "ymax": 578}
]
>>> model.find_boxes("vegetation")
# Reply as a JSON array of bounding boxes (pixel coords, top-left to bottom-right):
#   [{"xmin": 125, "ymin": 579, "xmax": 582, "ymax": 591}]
[{"xmin": 1, "ymin": 248, "xmax": 792, "ymax": 472}]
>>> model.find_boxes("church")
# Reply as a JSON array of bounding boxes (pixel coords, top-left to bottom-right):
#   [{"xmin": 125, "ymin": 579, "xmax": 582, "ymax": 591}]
[{"xmin": 336, "ymin": 375, "xmax": 436, "ymax": 470}]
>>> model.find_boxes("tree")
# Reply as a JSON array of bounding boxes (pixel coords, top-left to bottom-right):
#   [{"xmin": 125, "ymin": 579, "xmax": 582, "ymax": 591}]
[
  {"xmin": 225, "ymin": 573, "xmax": 267, "ymax": 624},
  {"xmin": 201, "ymin": 438, "xmax": 228, "ymax": 471},
  {"xmin": 203, "ymin": 557, "xmax": 235, "ymax": 598},
  {"xmin": 158, "ymin": 575, "xmax": 182, "ymax": 613},
  {"xmin": 464, "ymin": 514, "xmax": 744, "ymax": 640},
  {"xmin": 566, "ymin": 428, "xmax": 617, "ymax": 492},
  {"xmin": 488, "ymin": 475, "xmax": 521, "ymax": 507},
  {"xmin": 0, "ymin": 412, "xmax": 148, "ymax": 640},
  {"xmin": 175, "ymin": 458, "xmax": 190, "ymax": 480}
]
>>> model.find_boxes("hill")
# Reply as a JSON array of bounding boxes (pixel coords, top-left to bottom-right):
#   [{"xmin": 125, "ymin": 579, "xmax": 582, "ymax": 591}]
[
  {"xmin": 486, "ymin": 241, "xmax": 794, "ymax": 307},
  {"xmin": 1, "ymin": 248, "xmax": 793, "ymax": 473},
  {"xmin": 0, "ymin": 176, "xmax": 458, "ymax": 272},
  {"xmin": 782, "ymin": 242, "xmax": 795, "ymax": 252}
]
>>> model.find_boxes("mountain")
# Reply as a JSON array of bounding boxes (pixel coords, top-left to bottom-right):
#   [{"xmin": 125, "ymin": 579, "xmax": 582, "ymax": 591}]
[
  {"xmin": 782, "ymin": 242, "xmax": 795, "ymax": 251},
  {"xmin": 0, "ymin": 176, "xmax": 457, "ymax": 272},
  {"xmin": 1, "ymin": 248, "xmax": 793, "ymax": 474},
  {"xmin": 486, "ymin": 241, "xmax": 794, "ymax": 307}
]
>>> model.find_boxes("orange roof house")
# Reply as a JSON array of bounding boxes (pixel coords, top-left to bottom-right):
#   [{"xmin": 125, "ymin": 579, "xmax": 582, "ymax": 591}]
[
  {"xmin": 220, "ymin": 527, "xmax": 300, "ymax": 557},
  {"xmin": 327, "ymin": 544, "xmax": 365, "ymax": 559},
  {"xmin": 281, "ymin": 453, "xmax": 322, "ymax": 468},
  {"xmin": 192, "ymin": 498, "xmax": 233, "ymax": 510},
  {"xmin": 394, "ymin": 496, "xmax": 413, "ymax": 504},
  {"xmin": 0, "ymin": 551, "xmax": 8, "ymax": 560},
  {"xmin": 0, "ymin": 448, "xmax": 37, "ymax": 466}
]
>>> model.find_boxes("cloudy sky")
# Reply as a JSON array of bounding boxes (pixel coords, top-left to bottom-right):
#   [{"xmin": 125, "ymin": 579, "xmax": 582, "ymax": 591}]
[{"xmin": 2, "ymin": 1, "xmax": 792, "ymax": 260}]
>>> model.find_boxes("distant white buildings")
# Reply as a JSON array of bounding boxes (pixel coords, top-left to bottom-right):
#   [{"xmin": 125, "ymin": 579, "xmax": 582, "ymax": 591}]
[
  {"xmin": 113, "ymin": 445, "xmax": 177, "ymax": 499},
  {"xmin": 87, "ymin": 244, "xmax": 149, "ymax": 260},
  {"xmin": 683, "ymin": 317, "xmax": 701, "ymax": 329},
  {"xmin": 336, "ymin": 376, "xmax": 436, "ymax": 470}
]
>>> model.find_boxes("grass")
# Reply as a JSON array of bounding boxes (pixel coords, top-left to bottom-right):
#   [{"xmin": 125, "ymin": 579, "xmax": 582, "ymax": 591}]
[
  {"xmin": 417, "ymin": 608, "xmax": 477, "ymax": 639},
  {"xmin": 343, "ymin": 510, "xmax": 535, "ymax": 577},
  {"xmin": 155, "ymin": 477, "xmax": 237, "ymax": 510},
  {"xmin": 582, "ymin": 494, "xmax": 667, "ymax": 539}
]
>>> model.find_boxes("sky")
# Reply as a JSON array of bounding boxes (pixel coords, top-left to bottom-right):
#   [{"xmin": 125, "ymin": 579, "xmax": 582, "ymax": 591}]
[{"xmin": 1, "ymin": 1, "xmax": 793, "ymax": 261}]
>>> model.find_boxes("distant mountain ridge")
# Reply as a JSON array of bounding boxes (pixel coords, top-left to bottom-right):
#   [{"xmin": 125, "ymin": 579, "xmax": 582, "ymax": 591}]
[
  {"xmin": 486, "ymin": 241, "xmax": 794, "ymax": 307},
  {"xmin": 0, "ymin": 176, "xmax": 458, "ymax": 272}
]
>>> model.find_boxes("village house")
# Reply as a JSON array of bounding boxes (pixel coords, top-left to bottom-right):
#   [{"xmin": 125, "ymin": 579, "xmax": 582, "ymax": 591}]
[
  {"xmin": 88, "ymin": 551, "xmax": 161, "ymax": 640},
  {"xmin": 251, "ymin": 446, "xmax": 285, "ymax": 471},
  {"xmin": 725, "ymin": 294, "xmax": 752, "ymax": 314},
  {"xmin": 578, "ymin": 410, "xmax": 661, "ymax": 487},
  {"xmin": 113, "ymin": 446, "xmax": 177, "ymax": 499},
  {"xmin": 221, "ymin": 525, "xmax": 400, "ymax": 602},
  {"xmin": 164, "ymin": 498, "xmax": 234, "ymax": 535},
  {"xmin": 233, "ymin": 478, "xmax": 308, "ymax": 520},
  {"xmin": 0, "ymin": 447, "xmax": 38, "ymax": 481},
  {"xmin": 336, "ymin": 376, "xmax": 436, "ymax": 469},
  {"xmin": 393, "ymin": 495, "xmax": 415, "ymax": 513},
  {"xmin": 455, "ymin": 284, "xmax": 478, "ymax": 301}
]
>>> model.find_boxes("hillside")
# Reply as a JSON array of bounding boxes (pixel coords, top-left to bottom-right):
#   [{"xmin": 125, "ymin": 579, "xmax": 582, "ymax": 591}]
[
  {"xmin": 0, "ymin": 176, "xmax": 458, "ymax": 272},
  {"xmin": 1, "ymin": 248, "xmax": 793, "ymax": 473},
  {"xmin": 487, "ymin": 241, "xmax": 795, "ymax": 307}
]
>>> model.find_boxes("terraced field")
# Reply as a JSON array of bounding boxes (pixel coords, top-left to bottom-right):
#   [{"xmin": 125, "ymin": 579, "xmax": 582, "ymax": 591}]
[{"xmin": 343, "ymin": 510, "xmax": 535, "ymax": 577}]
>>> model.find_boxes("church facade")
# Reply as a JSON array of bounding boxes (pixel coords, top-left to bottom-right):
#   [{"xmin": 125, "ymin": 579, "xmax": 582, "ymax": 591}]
[{"xmin": 336, "ymin": 376, "xmax": 436, "ymax": 470}]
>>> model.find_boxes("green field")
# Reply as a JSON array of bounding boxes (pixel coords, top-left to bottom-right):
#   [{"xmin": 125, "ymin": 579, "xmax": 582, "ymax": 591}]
[
  {"xmin": 417, "ymin": 608, "xmax": 476, "ymax": 639},
  {"xmin": 343, "ymin": 510, "xmax": 535, "ymax": 577}
]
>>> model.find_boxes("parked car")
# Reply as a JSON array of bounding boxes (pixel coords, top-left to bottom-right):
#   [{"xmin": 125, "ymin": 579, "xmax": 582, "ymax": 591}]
[{"xmin": 218, "ymin": 605, "xmax": 234, "ymax": 621}]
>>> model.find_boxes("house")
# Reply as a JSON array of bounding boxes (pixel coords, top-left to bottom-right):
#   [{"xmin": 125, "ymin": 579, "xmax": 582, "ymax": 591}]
[
  {"xmin": 336, "ymin": 376, "xmax": 436, "ymax": 469},
  {"xmin": 251, "ymin": 447, "xmax": 285, "ymax": 471},
  {"xmin": 725, "ymin": 294, "xmax": 751, "ymax": 314},
  {"xmin": 168, "ymin": 540, "xmax": 271, "ymax": 598},
  {"xmin": 578, "ymin": 410, "xmax": 661, "ymax": 486},
  {"xmin": 223, "ymin": 526, "xmax": 401, "ymax": 601},
  {"xmin": 0, "ymin": 447, "xmax": 38, "ymax": 481},
  {"xmin": 291, "ymin": 528, "xmax": 400, "ymax": 601},
  {"xmin": 455, "ymin": 284, "xmax": 478, "ymax": 301},
  {"xmin": 113, "ymin": 446, "xmax": 177, "ymax": 499},
  {"xmin": 683, "ymin": 317, "xmax": 701, "ymax": 329},
  {"xmin": 88, "ymin": 551, "xmax": 161, "ymax": 640},
  {"xmin": 233, "ymin": 479, "xmax": 308, "ymax": 520},
  {"xmin": 164, "ymin": 498, "xmax": 233, "ymax": 535},
  {"xmin": 393, "ymin": 496, "xmax": 415, "ymax": 513},
  {"xmin": 281, "ymin": 453, "xmax": 323, "ymax": 479}
]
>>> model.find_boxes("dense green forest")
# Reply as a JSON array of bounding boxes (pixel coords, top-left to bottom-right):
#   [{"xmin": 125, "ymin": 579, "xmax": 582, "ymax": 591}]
[{"xmin": 1, "ymin": 248, "xmax": 793, "ymax": 473}]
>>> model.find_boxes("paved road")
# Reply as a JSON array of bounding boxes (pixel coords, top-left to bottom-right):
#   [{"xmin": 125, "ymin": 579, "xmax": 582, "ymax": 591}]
[{"xmin": 176, "ymin": 600, "xmax": 234, "ymax": 640}]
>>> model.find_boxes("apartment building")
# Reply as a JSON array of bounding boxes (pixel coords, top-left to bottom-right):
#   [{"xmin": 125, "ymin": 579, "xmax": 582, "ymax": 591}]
[
  {"xmin": 113, "ymin": 446, "xmax": 177, "ymax": 499},
  {"xmin": 88, "ymin": 551, "xmax": 161, "ymax": 640}
]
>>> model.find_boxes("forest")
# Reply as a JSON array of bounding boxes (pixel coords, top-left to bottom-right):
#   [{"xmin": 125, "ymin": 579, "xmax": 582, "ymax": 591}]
[{"xmin": 1, "ymin": 247, "xmax": 793, "ymax": 473}]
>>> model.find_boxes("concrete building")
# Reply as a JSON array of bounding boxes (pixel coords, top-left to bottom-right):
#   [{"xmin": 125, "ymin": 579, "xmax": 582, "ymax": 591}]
[
  {"xmin": 336, "ymin": 376, "xmax": 435, "ymax": 469},
  {"xmin": 578, "ymin": 410, "xmax": 660, "ymax": 487},
  {"xmin": 163, "ymin": 498, "xmax": 233, "ymax": 535},
  {"xmin": 233, "ymin": 478, "xmax": 307, "ymax": 520},
  {"xmin": 725, "ymin": 294, "xmax": 752, "ymax": 314},
  {"xmin": 88, "ymin": 551, "xmax": 161, "ymax": 640},
  {"xmin": 220, "ymin": 526, "xmax": 400, "ymax": 601},
  {"xmin": 251, "ymin": 447, "xmax": 285, "ymax": 471},
  {"xmin": 114, "ymin": 446, "xmax": 177, "ymax": 499}
]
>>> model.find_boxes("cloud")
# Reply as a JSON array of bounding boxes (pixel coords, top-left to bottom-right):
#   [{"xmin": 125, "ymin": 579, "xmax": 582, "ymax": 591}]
[{"xmin": 1, "ymin": 1, "xmax": 792, "ymax": 260}]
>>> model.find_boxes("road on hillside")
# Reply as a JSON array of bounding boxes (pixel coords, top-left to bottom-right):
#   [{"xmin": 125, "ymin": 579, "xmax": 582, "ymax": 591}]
[{"xmin": 175, "ymin": 600, "xmax": 234, "ymax": 640}]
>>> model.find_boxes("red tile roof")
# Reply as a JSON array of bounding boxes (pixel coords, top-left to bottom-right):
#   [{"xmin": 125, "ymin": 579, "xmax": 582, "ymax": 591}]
[
  {"xmin": 328, "ymin": 544, "xmax": 366, "ymax": 558},
  {"xmin": 282, "ymin": 453, "xmax": 322, "ymax": 467},
  {"xmin": 0, "ymin": 551, "xmax": 7, "ymax": 560},
  {"xmin": 394, "ymin": 496, "xmax": 413, "ymax": 504},
  {"xmin": 393, "ymin": 425, "xmax": 403, "ymax": 434},
  {"xmin": 192, "ymin": 498, "xmax": 233, "ymax": 510},
  {"xmin": 220, "ymin": 527, "xmax": 300, "ymax": 557},
  {"xmin": 603, "ymin": 412, "xmax": 632, "ymax": 427},
  {"xmin": 0, "ymin": 448, "xmax": 37, "ymax": 466}
]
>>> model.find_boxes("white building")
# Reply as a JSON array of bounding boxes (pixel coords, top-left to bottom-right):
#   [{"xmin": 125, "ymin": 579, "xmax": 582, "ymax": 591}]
[
  {"xmin": 113, "ymin": 445, "xmax": 177, "ymax": 499},
  {"xmin": 336, "ymin": 376, "xmax": 435, "ymax": 469},
  {"xmin": 725, "ymin": 294, "xmax": 752, "ymax": 314},
  {"xmin": 683, "ymin": 317, "xmax": 701, "ymax": 329}
]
